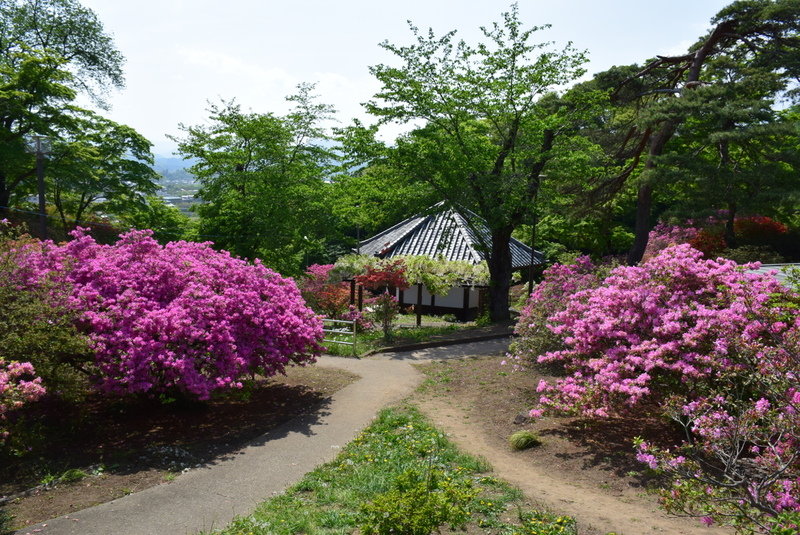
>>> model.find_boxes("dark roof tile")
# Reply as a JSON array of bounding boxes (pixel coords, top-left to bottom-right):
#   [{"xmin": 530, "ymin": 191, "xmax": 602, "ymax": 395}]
[{"xmin": 358, "ymin": 203, "xmax": 544, "ymax": 269}]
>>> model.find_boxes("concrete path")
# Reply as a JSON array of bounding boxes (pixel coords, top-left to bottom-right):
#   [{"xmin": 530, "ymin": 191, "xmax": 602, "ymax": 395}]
[{"xmin": 17, "ymin": 339, "xmax": 509, "ymax": 535}]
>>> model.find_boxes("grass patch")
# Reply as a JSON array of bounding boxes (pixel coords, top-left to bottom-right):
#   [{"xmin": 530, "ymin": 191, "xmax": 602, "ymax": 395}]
[
  {"xmin": 323, "ymin": 317, "xmax": 476, "ymax": 357},
  {"xmin": 204, "ymin": 405, "xmax": 576, "ymax": 535},
  {"xmin": 509, "ymin": 430, "xmax": 542, "ymax": 451}
]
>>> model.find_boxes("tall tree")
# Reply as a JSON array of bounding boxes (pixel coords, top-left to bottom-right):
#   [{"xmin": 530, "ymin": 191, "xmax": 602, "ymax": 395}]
[
  {"xmin": 587, "ymin": 0, "xmax": 800, "ymax": 264},
  {"xmin": 48, "ymin": 114, "xmax": 161, "ymax": 232},
  {"xmin": 0, "ymin": 0, "xmax": 125, "ymax": 105},
  {"xmin": 173, "ymin": 84, "xmax": 338, "ymax": 275},
  {"xmin": 331, "ymin": 120, "xmax": 439, "ymax": 242},
  {"xmin": 361, "ymin": 4, "xmax": 594, "ymax": 321},
  {"xmin": 0, "ymin": 0, "xmax": 130, "ymax": 221}
]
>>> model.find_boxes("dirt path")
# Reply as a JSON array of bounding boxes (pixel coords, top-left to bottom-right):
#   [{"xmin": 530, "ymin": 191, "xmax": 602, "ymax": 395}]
[
  {"xmin": 386, "ymin": 340, "xmax": 732, "ymax": 535},
  {"xmin": 14, "ymin": 338, "xmax": 733, "ymax": 535},
  {"xmin": 414, "ymin": 395, "xmax": 724, "ymax": 535}
]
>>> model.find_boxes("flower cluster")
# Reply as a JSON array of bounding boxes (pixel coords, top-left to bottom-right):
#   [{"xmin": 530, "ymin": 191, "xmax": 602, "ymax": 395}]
[
  {"xmin": 0, "ymin": 359, "xmax": 45, "ymax": 442},
  {"xmin": 355, "ymin": 258, "xmax": 410, "ymax": 292},
  {"xmin": 508, "ymin": 256, "xmax": 614, "ymax": 373},
  {"xmin": 299, "ymin": 264, "xmax": 352, "ymax": 318},
  {"xmin": 530, "ymin": 245, "xmax": 787, "ymax": 415},
  {"xmin": 22, "ymin": 229, "xmax": 324, "ymax": 400},
  {"xmin": 645, "ymin": 214, "xmax": 790, "ymax": 260},
  {"xmin": 513, "ymin": 244, "xmax": 800, "ymax": 529}
]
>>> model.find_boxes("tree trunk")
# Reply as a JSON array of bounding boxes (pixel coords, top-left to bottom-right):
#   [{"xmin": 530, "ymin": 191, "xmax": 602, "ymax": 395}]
[
  {"xmin": 725, "ymin": 201, "xmax": 737, "ymax": 249},
  {"xmin": 627, "ymin": 183, "xmax": 653, "ymax": 265},
  {"xmin": 626, "ymin": 122, "xmax": 674, "ymax": 265},
  {"xmin": 487, "ymin": 225, "xmax": 514, "ymax": 322}
]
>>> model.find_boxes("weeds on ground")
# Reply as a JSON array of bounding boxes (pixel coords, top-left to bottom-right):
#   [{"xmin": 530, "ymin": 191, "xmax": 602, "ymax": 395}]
[{"xmin": 204, "ymin": 405, "xmax": 577, "ymax": 535}]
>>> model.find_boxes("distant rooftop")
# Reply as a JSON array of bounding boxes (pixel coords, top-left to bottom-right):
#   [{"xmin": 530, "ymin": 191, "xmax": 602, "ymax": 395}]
[{"xmin": 358, "ymin": 203, "xmax": 544, "ymax": 270}]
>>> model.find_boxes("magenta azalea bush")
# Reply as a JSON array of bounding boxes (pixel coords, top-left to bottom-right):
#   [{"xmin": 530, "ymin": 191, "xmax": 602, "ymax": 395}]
[
  {"xmin": 0, "ymin": 359, "xmax": 46, "ymax": 443},
  {"xmin": 513, "ymin": 244, "xmax": 800, "ymax": 531},
  {"xmin": 21, "ymin": 229, "xmax": 324, "ymax": 400}
]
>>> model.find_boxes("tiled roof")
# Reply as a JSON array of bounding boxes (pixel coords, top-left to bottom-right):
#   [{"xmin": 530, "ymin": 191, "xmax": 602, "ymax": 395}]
[{"xmin": 358, "ymin": 203, "xmax": 544, "ymax": 270}]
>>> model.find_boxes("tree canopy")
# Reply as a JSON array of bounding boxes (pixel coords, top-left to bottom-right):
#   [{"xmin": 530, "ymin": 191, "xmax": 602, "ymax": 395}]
[
  {"xmin": 349, "ymin": 4, "xmax": 597, "ymax": 321},
  {"xmin": 582, "ymin": 0, "xmax": 800, "ymax": 263},
  {"xmin": 172, "ymin": 84, "xmax": 339, "ymax": 275},
  {"xmin": 0, "ymin": 0, "xmax": 162, "ymax": 236}
]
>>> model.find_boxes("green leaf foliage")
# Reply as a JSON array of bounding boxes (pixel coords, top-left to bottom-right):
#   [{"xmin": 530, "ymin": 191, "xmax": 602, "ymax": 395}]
[{"xmin": 172, "ymin": 84, "xmax": 339, "ymax": 275}]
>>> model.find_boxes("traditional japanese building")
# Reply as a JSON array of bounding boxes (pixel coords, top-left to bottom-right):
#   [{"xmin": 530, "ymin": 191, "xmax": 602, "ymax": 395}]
[{"xmin": 358, "ymin": 203, "xmax": 545, "ymax": 320}]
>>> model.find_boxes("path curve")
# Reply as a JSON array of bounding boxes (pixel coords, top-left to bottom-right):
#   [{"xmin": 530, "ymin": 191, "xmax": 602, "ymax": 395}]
[
  {"xmin": 17, "ymin": 339, "xmax": 727, "ymax": 535},
  {"xmin": 17, "ymin": 339, "xmax": 500, "ymax": 535}
]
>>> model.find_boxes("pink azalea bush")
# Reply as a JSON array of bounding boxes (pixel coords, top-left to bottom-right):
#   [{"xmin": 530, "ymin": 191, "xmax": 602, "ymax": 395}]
[
  {"xmin": 0, "ymin": 359, "xmax": 46, "ymax": 443},
  {"xmin": 513, "ymin": 244, "xmax": 800, "ymax": 531},
  {"xmin": 23, "ymin": 229, "xmax": 324, "ymax": 400},
  {"xmin": 508, "ymin": 256, "xmax": 611, "ymax": 372}
]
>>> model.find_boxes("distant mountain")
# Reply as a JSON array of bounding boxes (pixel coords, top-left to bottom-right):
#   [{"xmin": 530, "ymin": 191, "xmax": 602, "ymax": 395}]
[{"xmin": 153, "ymin": 155, "xmax": 194, "ymax": 173}]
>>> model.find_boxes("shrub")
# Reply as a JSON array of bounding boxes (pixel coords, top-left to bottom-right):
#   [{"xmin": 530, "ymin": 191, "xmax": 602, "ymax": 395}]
[
  {"xmin": 527, "ymin": 245, "xmax": 789, "ymax": 417},
  {"xmin": 25, "ymin": 228, "xmax": 324, "ymax": 401},
  {"xmin": 299, "ymin": 264, "xmax": 351, "ymax": 318},
  {"xmin": 508, "ymin": 256, "xmax": 611, "ymax": 372},
  {"xmin": 514, "ymin": 244, "xmax": 800, "ymax": 531},
  {"xmin": 359, "ymin": 467, "xmax": 477, "ymax": 535},
  {"xmin": 368, "ymin": 291, "xmax": 401, "ymax": 342},
  {"xmin": 0, "ymin": 359, "xmax": 46, "ymax": 443},
  {"xmin": 0, "ymin": 222, "xmax": 91, "ymax": 397}
]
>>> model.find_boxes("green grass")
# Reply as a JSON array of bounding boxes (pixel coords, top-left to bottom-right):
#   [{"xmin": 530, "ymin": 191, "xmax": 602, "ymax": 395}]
[
  {"xmin": 323, "ymin": 316, "xmax": 474, "ymax": 357},
  {"xmin": 203, "ymin": 405, "xmax": 577, "ymax": 535}
]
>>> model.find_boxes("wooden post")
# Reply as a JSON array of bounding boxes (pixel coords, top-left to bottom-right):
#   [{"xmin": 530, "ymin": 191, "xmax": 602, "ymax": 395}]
[
  {"xmin": 416, "ymin": 283, "xmax": 422, "ymax": 327},
  {"xmin": 358, "ymin": 285, "xmax": 363, "ymax": 311},
  {"xmin": 350, "ymin": 279, "xmax": 356, "ymax": 307}
]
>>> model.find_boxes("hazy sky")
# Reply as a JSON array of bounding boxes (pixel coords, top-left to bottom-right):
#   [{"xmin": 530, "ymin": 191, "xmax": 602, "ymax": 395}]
[{"xmin": 79, "ymin": 0, "xmax": 734, "ymax": 156}]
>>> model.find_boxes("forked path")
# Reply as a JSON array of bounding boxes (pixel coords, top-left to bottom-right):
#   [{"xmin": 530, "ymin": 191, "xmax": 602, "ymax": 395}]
[
  {"xmin": 16, "ymin": 347, "xmax": 441, "ymax": 535},
  {"xmin": 18, "ymin": 339, "xmax": 725, "ymax": 535}
]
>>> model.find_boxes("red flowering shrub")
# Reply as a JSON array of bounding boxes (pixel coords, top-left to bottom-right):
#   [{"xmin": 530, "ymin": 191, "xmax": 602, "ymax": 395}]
[
  {"xmin": 647, "ymin": 214, "xmax": 791, "ymax": 261},
  {"xmin": 355, "ymin": 259, "xmax": 410, "ymax": 292},
  {"xmin": 300, "ymin": 264, "xmax": 351, "ymax": 318},
  {"xmin": 734, "ymin": 215, "xmax": 788, "ymax": 244},
  {"xmin": 687, "ymin": 228, "xmax": 726, "ymax": 257}
]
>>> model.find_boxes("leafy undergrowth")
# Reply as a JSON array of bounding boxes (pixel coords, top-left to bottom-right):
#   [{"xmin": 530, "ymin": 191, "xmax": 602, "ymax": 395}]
[{"xmin": 209, "ymin": 405, "xmax": 577, "ymax": 535}]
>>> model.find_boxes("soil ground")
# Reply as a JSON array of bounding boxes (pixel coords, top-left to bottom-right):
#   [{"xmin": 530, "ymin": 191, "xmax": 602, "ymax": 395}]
[
  {"xmin": 410, "ymin": 355, "xmax": 726, "ymax": 535},
  {"xmin": 3, "ymin": 340, "xmax": 729, "ymax": 534}
]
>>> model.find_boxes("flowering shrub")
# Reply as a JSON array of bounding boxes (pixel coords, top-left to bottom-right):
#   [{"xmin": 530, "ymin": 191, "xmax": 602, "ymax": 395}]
[
  {"xmin": 0, "ymin": 359, "xmax": 46, "ymax": 443},
  {"xmin": 530, "ymin": 245, "xmax": 788, "ymax": 416},
  {"xmin": 734, "ymin": 215, "xmax": 788, "ymax": 244},
  {"xmin": 514, "ymin": 245, "xmax": 800, "ymax": 531},
  {"xmin": 645, "ymin": 214, "xmax": 791, "ymax": 261},
  {"xmin": 300, "ymin": 264, "xmax": 371, "ymax": 332},
  {"xmin": 508, "ymin": 256, "xmax": 610, "ymax": 372},
  {"xmin": 25, "ymin": 229, "xmax": 324, "ymax": 400},
  {"xmin": 643, "ymin": 222, "xmax": 699, "ymax": 259},
  {"xmin": 355, "ymin": 258, "xmax": 410, "ymax": 292},
  {"xmin": 634, "ymin": 301, "xmax": 800, "ymax": 528},
  {"xmin": 0, "ymin": 221, "xmax": 90, "ymax": 400},
  {"xmin": 368, "ymin": 292, "xmax": 401, "ymax": 342},
  {"xmin": 300, "ymin": 264, "xmax": 352, "ymax": 318}
]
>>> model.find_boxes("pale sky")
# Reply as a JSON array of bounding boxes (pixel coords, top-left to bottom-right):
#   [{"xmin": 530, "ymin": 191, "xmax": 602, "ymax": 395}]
[{"xmin": 79, "ymin": 0, "xmax": 734, "ymax": 156}]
